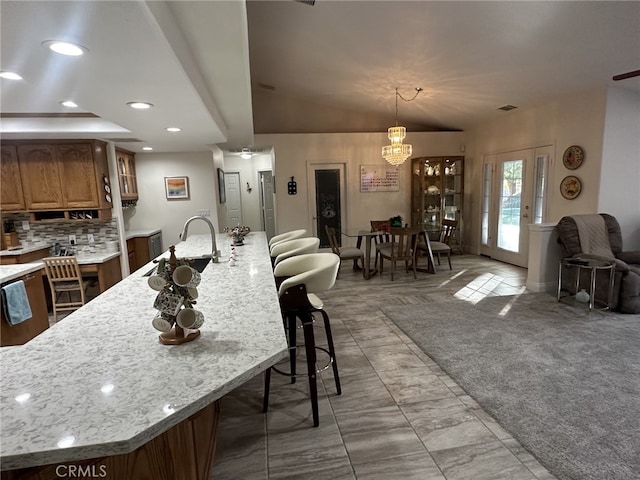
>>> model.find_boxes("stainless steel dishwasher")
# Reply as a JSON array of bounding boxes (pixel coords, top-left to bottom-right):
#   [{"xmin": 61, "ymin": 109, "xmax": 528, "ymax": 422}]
[{"xmin": 148, "ymin": 232, "xmax": 163, "ymax": 260}]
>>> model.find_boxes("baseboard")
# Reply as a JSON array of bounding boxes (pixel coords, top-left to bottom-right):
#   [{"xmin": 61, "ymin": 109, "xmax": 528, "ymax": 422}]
[{"xmin": 526, "ymin": 280, "xmax": 556, "ymax": 294}]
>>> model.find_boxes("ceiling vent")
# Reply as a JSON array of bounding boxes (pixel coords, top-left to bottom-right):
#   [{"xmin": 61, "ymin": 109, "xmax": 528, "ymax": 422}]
[
  {"xmin": 498, "ymin": 104, "xmax": 517, "ymax": 111},
  {"xmin": 295, "ymin": 0, "xmax": 316, "ymax": 5}
]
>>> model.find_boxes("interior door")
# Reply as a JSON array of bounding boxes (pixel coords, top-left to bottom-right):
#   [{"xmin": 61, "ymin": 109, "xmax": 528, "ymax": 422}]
[
  {"xmin": 307, "ymin": 163, "xmax": 346, "ymax": 248},
  {"xmin": 259, "ymin": 170, "xmax": 276, "ymax": 241},
  {"xmin": 481, "ymin": 149, "xmax": 534, "ymax": 267},
  {"xmin": 224, "ymin": 172, "xmax": 242, "ymax": 229}
]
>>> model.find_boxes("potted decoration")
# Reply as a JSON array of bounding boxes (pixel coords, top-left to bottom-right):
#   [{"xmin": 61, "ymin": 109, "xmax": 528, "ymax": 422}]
[{"xmin": 389, "ymin": 215, "xmax": 403, "ymax": 227}]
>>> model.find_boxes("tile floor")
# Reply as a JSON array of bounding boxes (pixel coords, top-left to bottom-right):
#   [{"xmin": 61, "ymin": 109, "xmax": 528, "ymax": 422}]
[{"xmin": 212, "ymin": 254, "xmax": 558, "ymax": 480}]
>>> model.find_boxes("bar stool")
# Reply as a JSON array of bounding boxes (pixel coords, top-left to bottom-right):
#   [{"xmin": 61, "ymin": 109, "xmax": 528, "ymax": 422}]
[
  {"xmin": 270, "ymin": 237, "xmax": 320, "ymax": 267},
  {"xmin": 264, "ymin": 253, "xmax": 342, "ymax": 427},
  {"xmin": 268, "ymin": 229, "xmax": 307, "ymax": 250}
]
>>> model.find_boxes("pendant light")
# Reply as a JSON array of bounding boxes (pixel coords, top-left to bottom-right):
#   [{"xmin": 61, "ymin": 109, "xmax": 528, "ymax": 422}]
[{"xmin": 382, "ymin": 87, "xmax": 422, "ymax": 166}]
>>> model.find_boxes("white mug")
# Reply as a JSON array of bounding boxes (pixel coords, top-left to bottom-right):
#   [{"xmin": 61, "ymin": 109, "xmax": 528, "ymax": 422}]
[
  {"xmin": 152, "ymin": 312, "xmax": 175, "ymax": 332},
  {"xmin": 148, "ymin": 275, "xmax": 167, "ymax": 291},
  {"xmin": 172, "ymin": 265, "xmax": 201, "ymax": 288},
  {"xmin": 176, "ymin": 308, "xmax": 205, "ymax": 329}
]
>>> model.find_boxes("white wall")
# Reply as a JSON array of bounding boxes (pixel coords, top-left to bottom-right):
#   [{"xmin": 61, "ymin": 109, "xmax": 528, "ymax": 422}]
[
  {"xmin": 466, "ymin": 87, "xmax": 611, "ymax": 253},
  {"xmin": 255, "ymin": 131, "xmax": 467, "ymax": 242},
  {"xmin": 124, "ymin": 150, "xmax": 221, "ymax": 251},
  {"xmin": 599, "ymin": 86, "xmax": 640, "ymax": 249},
  {"xmin": 222, "ymin": 153, "xmax": 272, "ymax": 231}
]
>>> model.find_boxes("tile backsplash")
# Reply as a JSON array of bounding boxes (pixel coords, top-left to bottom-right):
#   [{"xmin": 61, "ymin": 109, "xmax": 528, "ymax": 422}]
[{"xmin": 2, "ymin": 212, "xmax": 120, "ymax": 254}]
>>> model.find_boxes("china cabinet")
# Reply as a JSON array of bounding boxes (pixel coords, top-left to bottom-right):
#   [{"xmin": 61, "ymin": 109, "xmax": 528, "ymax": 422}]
[
  {"xmin": 411, "ymin": 156, "xmax": 464, "ymax": 250},
  {"xmin": 116, "ymin": 148, "xmax": 138, "ymax": 201}
]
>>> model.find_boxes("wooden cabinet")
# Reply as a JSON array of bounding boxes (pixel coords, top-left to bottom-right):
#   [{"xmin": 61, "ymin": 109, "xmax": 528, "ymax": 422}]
[
  {"xmin": 126, "ymin": 238, "xmax": 137, "ymax": 273},
  {"xmin": 117, "ymin": 149, "xmax": 138, "ymax": 201},
  {"xmin": 2, "ymin": 140, "xmax": 112, "ymax": 218},
  {"xmin": 411, "ymin": 156, "xmax": 464, "ymax": 249},
  {"xmin": 0, "ymin": 145, "xmax": 26, "ymax": 211},
  {"xmin": 126, "ymin": 235, "xmax": 157, "ymax": 273},
  {"xmin": 17, "ymin": 144, "xmax": 63, "ymax": 210},
  {"xmin": 57, "ymin": 143, "xmax": 101, "ymax": 208},
  {"xmin": 0, "ymin": 269, "xmax": 49, "ymax": 346}
]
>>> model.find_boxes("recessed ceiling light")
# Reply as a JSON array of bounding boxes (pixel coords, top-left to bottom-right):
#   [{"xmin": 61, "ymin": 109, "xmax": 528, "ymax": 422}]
[
  {"xmin": 0, "ymin": 71, "xmax": 22, "ymax": 80},
  {"xmin": 127, "ymin": 101, "xmax": 153, "ymax": 110},
  {"xmin": 166, "ymin": 127, "xmax": 181, "ymax": 132},
  {"xmin": 142, "ymin": 147, "xmax": 153, "ymax": 151},
  {"xmin": 60, "ymin": 100, "xmax": 78, "ymax": 108},
  {"xmin": 42, "ymin": 40, "xmax": 86, "ymax": 56}
]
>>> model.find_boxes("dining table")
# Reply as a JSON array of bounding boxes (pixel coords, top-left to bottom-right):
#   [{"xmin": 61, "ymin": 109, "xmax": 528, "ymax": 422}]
[{"xmin": 342, "ymin": 228, "xmax": 436, "ymax": 279}]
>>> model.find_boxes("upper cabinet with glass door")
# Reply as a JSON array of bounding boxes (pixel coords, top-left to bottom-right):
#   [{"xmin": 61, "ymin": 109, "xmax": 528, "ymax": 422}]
[
  {"xmin": 116, "ymin": 148, "xmax": 138, "ymax": 201},
  {"xmin": 411, "ymin": 156, "xmax": 464, "ymax": 247}
]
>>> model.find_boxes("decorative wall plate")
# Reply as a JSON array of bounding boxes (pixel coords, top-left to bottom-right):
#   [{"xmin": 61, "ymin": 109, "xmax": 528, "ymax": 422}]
[
  {"xmin": 563, "ymin": 145, "xmax": 584, "ymax": 170},
  {"xmin": 560, "ymin": 175, "xmax": 582, "ymax": 199}
]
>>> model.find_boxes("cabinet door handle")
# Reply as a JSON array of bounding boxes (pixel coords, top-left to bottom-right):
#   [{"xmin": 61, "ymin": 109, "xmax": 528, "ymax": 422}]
[{"xmin": 24, "ymin": 274, "xmax": 35, "ymax": 281}]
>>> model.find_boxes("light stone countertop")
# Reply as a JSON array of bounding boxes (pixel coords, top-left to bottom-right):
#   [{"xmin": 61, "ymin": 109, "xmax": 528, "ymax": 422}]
[
  {"xmin": 0, "ymin": 263, "xmax": 45, "ymax": 284},
  {"xmin": 125, "ymin": 228, "xmax": 162, "ymax": 240},
  {"xmin": 0, "ymin": 253, "xmax": 121, "ymax": 285},
  {"xmin": 0, "ymin": 232, "xmax": 288, "ymax": 470},
  {"xmin": 0, "ymin": 243, "xmax": 49, "ymax": 257}
]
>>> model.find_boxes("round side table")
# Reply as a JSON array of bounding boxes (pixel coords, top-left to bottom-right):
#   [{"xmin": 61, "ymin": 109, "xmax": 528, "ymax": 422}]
[{"xmin": 557, "ymin": 257, "xmax": 616, "ymax": 311}]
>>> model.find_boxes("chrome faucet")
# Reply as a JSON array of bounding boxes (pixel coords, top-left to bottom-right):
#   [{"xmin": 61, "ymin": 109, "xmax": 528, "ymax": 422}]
[{"xmin": 179, "ymin": 216, "xmax": 219, "ymax": 263}]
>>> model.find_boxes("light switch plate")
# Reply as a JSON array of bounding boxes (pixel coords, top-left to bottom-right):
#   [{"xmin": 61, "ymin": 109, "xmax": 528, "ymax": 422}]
[
  {"xmin": 87, "ymin": 234, "xmax": 95, "ymax": 244},
  {"xmin": 21, "ymin": 221, "xmax": 30, "ymax": 231},
  {"xmin": 69, "ymin": 235, "xmax": 76, "ymax": 245}
]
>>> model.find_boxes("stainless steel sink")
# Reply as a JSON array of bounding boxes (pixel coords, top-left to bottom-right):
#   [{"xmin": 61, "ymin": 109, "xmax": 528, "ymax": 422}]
[{"xmin": 142, "ymin": 257, "xmax": 211, "ymax": 276}]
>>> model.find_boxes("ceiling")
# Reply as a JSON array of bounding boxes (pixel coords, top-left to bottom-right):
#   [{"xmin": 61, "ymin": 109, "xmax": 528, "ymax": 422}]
[{"xmin": 1, "ymin": 1, "xmax": 639, "ymax": 153}]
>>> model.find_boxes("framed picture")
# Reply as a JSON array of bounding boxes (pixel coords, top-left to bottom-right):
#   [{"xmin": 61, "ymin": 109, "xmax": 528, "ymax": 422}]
[
  {"xmin": 165, "ymin": 176, "xmax": 190, "ymax": 200},
  {"xmin": 217, "ymin": 168, "xmax": 226, "ymax": 203}
]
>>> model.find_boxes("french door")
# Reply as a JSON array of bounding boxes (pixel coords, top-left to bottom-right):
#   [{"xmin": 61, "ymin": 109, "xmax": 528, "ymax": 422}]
[
  {"xmin": 481, "ymin": 146, "xmax": 552, "ymax": 267},
  {"xmin": 481, "ymin": 149, "xmax": 534, "ymax": 267}
]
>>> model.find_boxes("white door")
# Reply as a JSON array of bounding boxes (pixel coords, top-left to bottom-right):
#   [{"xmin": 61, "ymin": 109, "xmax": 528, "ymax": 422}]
[
  {"xmin": 259, "ymin": 170, "xmax": 276, "ymax": 241},
  {"xmin": 481, "ymin": 149, "xmax": 534, "ymax": 267},
  {"xmin": 224, "ymin": 172, "xmax": 242, "ymax": 229},
  {"xmin": 307, "ymin": 163, "xmax": 346, "ymax": 247}
]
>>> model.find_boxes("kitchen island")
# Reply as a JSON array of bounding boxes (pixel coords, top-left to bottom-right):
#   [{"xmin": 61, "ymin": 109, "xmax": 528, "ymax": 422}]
[{"xmin": 0, "ymin": 232, "xmax": 288, "ymax": 479}]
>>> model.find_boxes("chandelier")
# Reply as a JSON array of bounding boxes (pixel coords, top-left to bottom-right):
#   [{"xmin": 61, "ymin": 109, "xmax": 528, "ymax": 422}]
[{"xmin": 382, "ymin": 87, "xmax": 422, "ymax": 166}]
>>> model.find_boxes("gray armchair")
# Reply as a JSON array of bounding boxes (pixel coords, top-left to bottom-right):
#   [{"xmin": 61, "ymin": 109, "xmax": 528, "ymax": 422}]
[{"xmin": 556, "ymin": 213, "xmax": 640, "ymax": 313}]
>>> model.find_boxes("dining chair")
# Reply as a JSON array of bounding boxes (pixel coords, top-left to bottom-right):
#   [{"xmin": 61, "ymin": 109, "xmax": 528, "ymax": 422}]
[
  {"xmin": 419, "ymin": 219, "xmax": 457, "ymax": 269},
  {"xmin": 268, "ymin": 229, "xmax": 307, "ymax": 250},
  {"xmin": 270, "ymin": 237, "xmax": 320, "ymax": 266},
  {"xmin": 324, "ymin": 225, "xmax": 365, "ymax": 276},
  {"xmin": 376, "ymin": 226, "xmax": 421, "ymax": 280},
  {"xmin": 264, "ymin": 253, "xmax": 342, "ymax": 427},
  {"xmin": 370, "ymin": 220, "xmax": 392, "ymax": 268},
  {"xmin": 42, "ymin": 256, "xmax": 91, "ymax": 322}
]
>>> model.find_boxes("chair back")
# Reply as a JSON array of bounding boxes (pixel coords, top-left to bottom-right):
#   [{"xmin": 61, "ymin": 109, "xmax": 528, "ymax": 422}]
[
  {"xmin": 324, "ymin": 225, "xmax": 341, "ymax": 255},
  {"xmin": 439, "ymin": 219, "xmax": 458, "ymax": 245},
  {"xmin": 42, "ymin": 256, "xmax": 83, "ymax": 286},
  {"xmin": 370, "ymin": 220, "xmax": 391, "ymax": 243},
  {"xmin": 272, "ymin": 237, "xmax": 320, "ymax": 265},
  {"xmin": 274, "ymin": 253, "xmax": 340, "ymax": 297},
  {"xmin": 269, "ymin": 229, "xmax": 307, "ymax": 249},
  {"xmin": 389, "ymin": 226, "xmax": 421, "ymax": 260}
]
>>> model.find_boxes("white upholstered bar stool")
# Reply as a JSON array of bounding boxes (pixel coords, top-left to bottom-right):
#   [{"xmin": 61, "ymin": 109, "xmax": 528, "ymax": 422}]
[
  {"xmin": 268, "ymin": 229, "xmax": 307, "ymax": 251},
  {"xmin": 270, "ymin": 237, "xmax": 320, "ymax": 267},
  {"xmin": 264, "ymin": 252, "xmax": 342, "ymax": 427}
]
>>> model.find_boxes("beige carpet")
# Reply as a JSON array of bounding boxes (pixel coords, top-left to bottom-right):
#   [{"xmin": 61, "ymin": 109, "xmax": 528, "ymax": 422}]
[{"xmin": 383, "ymin": 292, "xmax": 640, "ymax": 480}]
